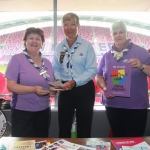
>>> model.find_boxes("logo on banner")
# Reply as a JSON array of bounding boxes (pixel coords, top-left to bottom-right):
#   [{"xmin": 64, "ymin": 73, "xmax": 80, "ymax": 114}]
[{"xmin": 0, "ymin": 111, "xmax": 7, "ymax": 137}]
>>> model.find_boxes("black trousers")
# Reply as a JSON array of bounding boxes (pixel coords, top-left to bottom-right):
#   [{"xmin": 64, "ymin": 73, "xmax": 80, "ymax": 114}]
[
  {"xmin": 58, "ymin": 80, "xmax": 95, "ymax": 138},
  {"xmin": 11, "ymin": 107, "xmax": 51, "ymax": 137},
  {"xmin": 106, "ymin": 107, "xmax": 147, "ymax": 137}
]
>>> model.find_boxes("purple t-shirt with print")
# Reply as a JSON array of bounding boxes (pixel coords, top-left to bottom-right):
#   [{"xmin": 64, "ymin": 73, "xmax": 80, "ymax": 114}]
[
  {"xmin": 5, "ymin": 53, "xmax": 54, "ymax": 111},
  {"xmin": 97, "ymin": 43, "xmax": 150, "ymax": 109}
]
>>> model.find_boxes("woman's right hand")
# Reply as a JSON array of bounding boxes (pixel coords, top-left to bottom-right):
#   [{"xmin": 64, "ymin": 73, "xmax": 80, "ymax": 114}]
[
  {"xmin": 33, "ymin": 86, "xmax": 50, "ymax": 96},
  {"xmin": 96, "ymin": 76, "xmax": 115, "ymax": 99},
  {"xmin": 103, "ymin": 87, "xmax": 115, "ymax": 99}
]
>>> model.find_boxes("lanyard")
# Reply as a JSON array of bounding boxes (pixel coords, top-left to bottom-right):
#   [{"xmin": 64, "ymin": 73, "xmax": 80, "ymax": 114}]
[
  {"xmin": 63, "ymin": 42, "xmax": 79, "ymax": 79},
  {"xmin": 22, "ymin": 49, "xmax": 50, "ymax": 80}
]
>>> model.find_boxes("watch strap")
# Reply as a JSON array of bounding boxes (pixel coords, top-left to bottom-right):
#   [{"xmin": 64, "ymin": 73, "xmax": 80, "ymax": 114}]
[{"xmin": 140, "ymin": 65, "xmax": 145, "ymax": 71}]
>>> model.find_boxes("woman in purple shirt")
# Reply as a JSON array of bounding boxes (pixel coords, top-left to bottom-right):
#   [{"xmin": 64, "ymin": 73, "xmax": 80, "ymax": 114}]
[
  {"xmin": 5, "ymin": 27, "xmax": 55, "ymax": 137},
  {"xmin": 96, "ymin": 22, "xmax": 150, "ymax": 137}
]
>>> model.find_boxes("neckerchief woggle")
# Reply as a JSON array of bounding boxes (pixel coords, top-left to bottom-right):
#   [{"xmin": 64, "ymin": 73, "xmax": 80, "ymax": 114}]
[
  {"xmin": 111, "ymin": 39, "xmax": 133, "ymax": 60},
  {"xmin": 63, "ymin": 42, "xmax": 79, "ymax": 79},
  {"xmin": 22, "ymin": 49, "xmax": 50, "ymax": 80}
]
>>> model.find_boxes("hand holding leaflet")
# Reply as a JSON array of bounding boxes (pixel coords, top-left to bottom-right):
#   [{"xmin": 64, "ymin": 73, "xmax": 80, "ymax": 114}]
[
  {"xmin": 42, "ymin": 88, "xmax": 57, "ymax": 97},
  {"xmin": 49, "ymin": 81, "xmax": 64, "ymax": 91},
  {"xmin": 50, "ymin": 86, "xmax": 64, "ymax": 91},
  {"xmin": 49, "ymin": 81, "xmax": 64, "ymax": 87}
]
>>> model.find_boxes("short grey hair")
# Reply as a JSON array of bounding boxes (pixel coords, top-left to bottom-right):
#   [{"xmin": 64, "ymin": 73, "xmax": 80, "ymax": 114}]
[
  {"xmin": 61, "ymin": 12, "xmax": 79, "ymax": 25},
  {"xmin": 110, "ymin": 21, "xmax": 127, "ymax": 33}
]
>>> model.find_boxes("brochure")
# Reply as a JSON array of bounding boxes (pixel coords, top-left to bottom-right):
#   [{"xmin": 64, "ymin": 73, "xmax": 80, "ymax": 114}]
[
  {"xmin": 86, "ymin": 141, "xmax": 111, "ymax": 150},
  {"xmin": 111, "ymin": 137, "xmax": 150, "ymax": 150},
  {"xmin": 9, "ymin": 140, "xmax": 35, "ymax": 150},
  {"xmin": 35, "ymin": 140, "xmax": 51, "ymax": 150},
  {"xmin": 107, "ymin": 62, "xmax": 131, "ymax": 97},
  {"xmin": 50, "ymin": 86, "xmax": 64, "ymax": 91},
  {"xmin": 49, "ymin": 81, "xmax": 64, "ymax": 87},
  {"xmin": 49, "ymin": 81, "xmax": 64, "ymax": 91},
  {"xmin": 47, "ymin": 139, "xmax": 94, "ymax": 150}
]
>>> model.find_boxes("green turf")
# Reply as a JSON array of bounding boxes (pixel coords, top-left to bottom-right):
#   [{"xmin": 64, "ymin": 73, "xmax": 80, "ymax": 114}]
[{"xmin": 0, "ymin": 65, "xmax": 7, "ymax": 73}]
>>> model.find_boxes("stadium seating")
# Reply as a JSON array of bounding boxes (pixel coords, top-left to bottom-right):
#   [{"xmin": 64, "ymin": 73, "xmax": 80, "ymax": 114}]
[{"xmin": 0, "ymin": 26, "xmax": 150, "ymax": 61}]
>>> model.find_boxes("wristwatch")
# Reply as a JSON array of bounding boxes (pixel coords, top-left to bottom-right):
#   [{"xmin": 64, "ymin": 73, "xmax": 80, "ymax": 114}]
[{"xmin": 140, "ymin": 65, "xmax": 145, "ymax": 71}]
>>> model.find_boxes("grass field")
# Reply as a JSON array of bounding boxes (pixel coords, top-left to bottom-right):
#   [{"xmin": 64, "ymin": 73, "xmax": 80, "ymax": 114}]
[{"xmin": 0, "ymin": 65, "xmax": 7, "ymax": 73}]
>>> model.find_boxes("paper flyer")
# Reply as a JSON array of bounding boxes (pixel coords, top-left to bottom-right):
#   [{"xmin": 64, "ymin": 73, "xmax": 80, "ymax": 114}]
[
  {"xmin": 49, "ymin": 81, "xmax": 64, "ymax": 87},
  {"xmin": 35, "ymin": 140, "xmax": 51, "ymax": 150},
  {"xmin": 9, "ymin": 140, "xmax": 35, "ymax": 150},
  {"xmin": 86, "ymin": 141, "xmax": 111, "ymax": 150},
  {"xmin": 122, "ymin": 146, "xmax": 148, "ymax": 150},
  {"xmin": 47, "ymin": 139, "xmax": 94, "ymax": 150}
]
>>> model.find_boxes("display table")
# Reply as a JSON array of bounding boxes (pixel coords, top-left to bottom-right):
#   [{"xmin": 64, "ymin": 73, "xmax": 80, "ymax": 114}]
[{"xmin": 1, "ymin": 137, "xmax": 150, "ymax": 150}]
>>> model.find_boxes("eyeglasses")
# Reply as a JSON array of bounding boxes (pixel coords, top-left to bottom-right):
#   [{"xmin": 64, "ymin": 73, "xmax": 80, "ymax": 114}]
[{"xmin": 63, "ymin": 23, "xmax": 77, "ymax": 28}]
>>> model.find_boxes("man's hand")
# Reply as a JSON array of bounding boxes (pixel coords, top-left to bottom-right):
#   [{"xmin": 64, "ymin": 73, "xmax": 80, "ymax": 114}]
[{"xmin": 62, "ymin": 80, "xmax": 76, "ymax": 91}]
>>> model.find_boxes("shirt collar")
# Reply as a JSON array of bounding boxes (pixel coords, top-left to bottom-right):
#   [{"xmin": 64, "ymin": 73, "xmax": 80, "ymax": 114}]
[{"xmin": 63, "ymin": 35, "xmax": 82, "ymax": 48}]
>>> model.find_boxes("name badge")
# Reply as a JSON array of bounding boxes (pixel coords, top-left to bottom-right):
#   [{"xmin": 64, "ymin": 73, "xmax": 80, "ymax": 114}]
[{"xmin": 59, "ymin": 52, "xmax": 66, "ymax": 64}]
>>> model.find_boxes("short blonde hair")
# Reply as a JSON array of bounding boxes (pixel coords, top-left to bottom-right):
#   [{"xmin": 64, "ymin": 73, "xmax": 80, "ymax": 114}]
[
  {"xmin": 61, "ymin": 12, "xmax": 79, "ymax": 25},
  {"xmin": 110, "ymin": 21, "xmax": 127, "ymax": 33}
]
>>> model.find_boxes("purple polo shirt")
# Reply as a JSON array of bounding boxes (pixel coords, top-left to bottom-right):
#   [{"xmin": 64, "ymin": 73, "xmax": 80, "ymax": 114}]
[
  {"xmin": 97, "ymin": 43, "xmax": 150, "ymax": 109},
  {"xmin": 5, "ymin": 53, "xmax": 54, "ymax": 111}
]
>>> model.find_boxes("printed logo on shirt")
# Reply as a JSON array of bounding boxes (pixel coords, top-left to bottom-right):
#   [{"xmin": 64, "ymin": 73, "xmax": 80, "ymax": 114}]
[
  {"xmin": 123, "ymin": 59, "xmax": 129, "ymax": 63},
  {"xmin": 79, "ymin": 53, "xmax": 83, "ymax": 56}
]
